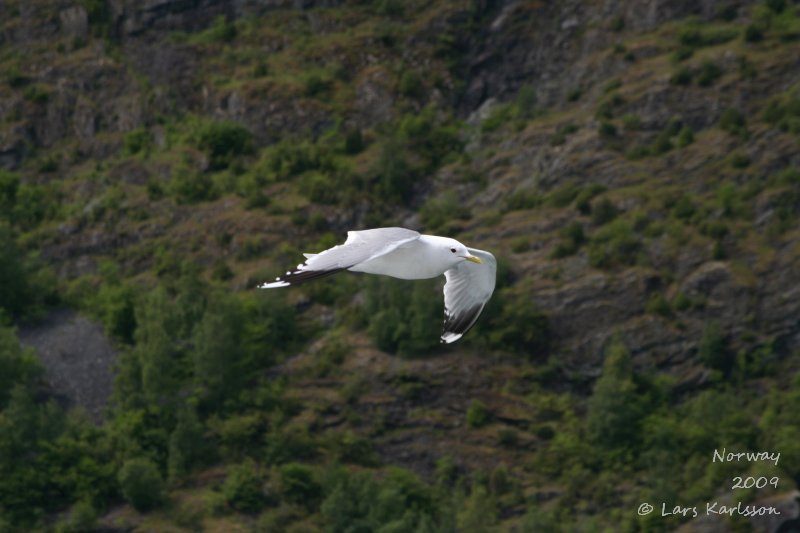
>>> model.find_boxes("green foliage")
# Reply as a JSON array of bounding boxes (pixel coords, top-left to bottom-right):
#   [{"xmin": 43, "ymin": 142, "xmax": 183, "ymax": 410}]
[
  {"xmin": 195, "ymin": 120, "xmax": 253, "ymax": 170},
  {"xmin": 552, "ymin": 221, "xmax": 585, "ymax": 258},
  {"xmin": 0, "ymin": 224, "xmax": 56, "ymax": 320},
  {"xmin": 645, "ymin": 293, "xmax": 672, "ymax": 318},
  {"xmin": 279, "ymin": 463, "xmax": 321, "ymax": 509},
  {"xmin": 586, "ymin": 337, "xmax": 645, "ymax": 453},
  {"xmin": 365, "ymin": 278, "xmax": 442, "ymax": 356},
  {"xmin": 549, "ymin": 123, "xmax": 578, "ymax": 146},
  {"xmin": 124, "ymin": 128, "xmax": 152, "ymax": 155},
  {"xmin": 466, "ymin": 399, "xmax": 490, "ymax": 428},
  {"xmin": 419, "ymin": 192, "xmax": 471, "ymax": 233},
  {"xmin": 456, "ymin": 485, "xmax": 497, "ymax": 532},
  {"xmin": 677, "ymin": 23, "xmax": 739, "ymax": 49},
  {"xmin": 192, "ymin": 292, "xmax": 245, "ymax": 406},
  {"xmin": 304, "ymin": 71, "xmax": 333, "ymax": 98},
  {"xmin": 222, "ymin": 460, "xmax": 266, "ymax": 513},
  {"xmin": 719, "ymin": 108, "xmax": 747, "ymax": 137},
  {"xmin": 197, "ymin": 15, "xmax": 238, "ymax": 43},
  {"xmin": 698, "ymin": 322, "xmax": 732, "ymax": 374},
  {"xmin": 0, "ymin": 327, "xmax": 43, "ymax": 408},
  {"xmin": 670, "ymin": 65, "xmax": 692, "ymax": 85},
  {"xmin": 762, "ymin": 86, "xmax": 800, "ymax": 135},
  {"xmin": 399, "ymin": 70, "xmax": 424, "ymax": 98},
  {"xmin": 590, "ymin": 198, "xmax": 618, "ymax": 225},
  {"xmin": 503, "ymin": 189, "xmax": 542, "ymax": 212},
  {"xmin": 696, "ymin": 60, "xmax": 722, "ymax": 87},
  {"xmin": 588, "ymin": 219, "xmax": 641, "ymax": 268},
  {"xmin": 321, "ymin": 466, "xmax": 443, "ymax": 532},
  {"xmin": 170, "ymin": 159, "xmax": 215, "ymax": 204},
  {"xmin": 484, "ymin": 291, "xmax": 550, "ymax": 355},
  {"xmin": 168, "ymin": 407, "xmax": 206, "ymax": 482},
  {"xmin": 118, "ymin": 457, "xmax": 164, "ymax": 511}
]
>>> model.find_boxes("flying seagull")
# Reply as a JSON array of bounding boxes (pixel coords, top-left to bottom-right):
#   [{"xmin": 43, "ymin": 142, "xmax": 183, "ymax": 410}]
[{"xmin": 259, "ymin": 227, "xmax": 496, "ymax": 343}]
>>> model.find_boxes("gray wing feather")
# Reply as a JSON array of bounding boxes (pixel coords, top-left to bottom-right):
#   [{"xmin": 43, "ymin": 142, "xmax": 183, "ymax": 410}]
[
  {"xmin": 260, "ymin": 227, "xmax": 420, "ymax": 288},
  {"xmin": 441, "ymin": 247, "xmax": 497, "ymax": 343}
]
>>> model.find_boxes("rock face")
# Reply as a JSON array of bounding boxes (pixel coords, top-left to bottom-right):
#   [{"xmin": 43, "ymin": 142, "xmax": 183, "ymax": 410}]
[{"xmin": 19, "ymin": 310, "xmax": 119, "ymax": 424}]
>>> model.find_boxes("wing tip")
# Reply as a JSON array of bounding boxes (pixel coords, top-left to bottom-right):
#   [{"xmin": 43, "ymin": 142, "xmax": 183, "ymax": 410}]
[
  {"xmin": 440, "ymin": 332, "xmax": 463, "ymax": 344},
  {"xmin": 259, "ymin": 281, "xmax": 291, "ymax": 289}
]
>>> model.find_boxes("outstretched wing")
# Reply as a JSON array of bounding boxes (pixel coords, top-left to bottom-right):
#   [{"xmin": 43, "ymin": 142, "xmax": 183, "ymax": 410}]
[
  {"xmin": 259, "ymin": 227, "xmax": 420, "ymax": 288},
  {"xmin": 441, "ymin": 247, "xmax": 497, "ymax": 343}
]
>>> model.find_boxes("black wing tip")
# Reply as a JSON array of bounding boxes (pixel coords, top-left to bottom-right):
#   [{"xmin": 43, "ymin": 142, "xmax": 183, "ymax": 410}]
[
  {"xmin": 259, "ymin": 267, "xmax": 347, "ymax": 288},
  {"xmin": 440, "ymin": 303, "xmax": 484, "ymax": 343}
]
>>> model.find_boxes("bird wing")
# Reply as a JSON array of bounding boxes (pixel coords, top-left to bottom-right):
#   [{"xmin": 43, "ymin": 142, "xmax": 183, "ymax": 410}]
[
  {"xmin": 441, "ymin": 247, "xmax": 497, "ymax": 343},
  {"xmin": 259, "ymin": 227, "xmax": 421, "ymax": 288}
]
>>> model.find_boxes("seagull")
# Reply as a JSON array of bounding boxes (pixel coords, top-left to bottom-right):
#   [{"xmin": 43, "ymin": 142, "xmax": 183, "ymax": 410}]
[{"xmin": 259, "ymin": 227, "xmax": 496, "ymax": 343}]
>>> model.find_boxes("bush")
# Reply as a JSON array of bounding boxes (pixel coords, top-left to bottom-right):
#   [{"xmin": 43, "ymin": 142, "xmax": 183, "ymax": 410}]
[
  {"xmin": 551, "ymin": 221, "xmax": 585, "ymax": 258},
  {"xmin": 420, "ymin": 192, "xmax": 471, "ymax": 233},
  {"xmin": 170, "ymin": 160, "xmax": 215, "ymax": 203},
  {"xmin": 124, "ymin": 128, "xmax": 152, "ymax": 155},
  {"xmin": 762, "ymin": 87, "xmax": 800, "ymax": 134},
  {"xmin": 485, "ymin": 292, "xmax": 550, "ymax": 355},
  {"xmin": 698, "ymin": 322, "xmax": 732, "ymax": 374},
  {"xmin": 696, "ymin": 60, "xmax": 722, "ymax": 87},
  {"xmin": 719, "ymin": 108, "xmax": 746, "ymax": 136},
  {"xmin": 222, "ymin": 460, "xmax": 266, "ymax": 513},
  {"xmin": 466, "ymin": 399, "xmax": 491, "ymax": 428},
  {"xmin": 279, "ymin": 463, "xmax": 321, "ymax": 509},
  {"xmin": 586, "ymin": 337, "xmax": 645, "ymax": 452},
  {"xmin": 399, "ymin": 70, "xmax": 423, "ymax": 98},
  {"xmin": 670, "ymin": 66, "xmax": 692, "ymax": 85},
  {"xmin": 195, "ymin": 121, "xmax": 253, "ymax": 170},
  {"xmin": 588, "ymin": 219, "xmax": 641, "ymax": 268},
  {"xmin": 591, "ymin": 198, "xmax": 618, "ymax": 226},
  {"xmin": 117, "ymin": 457, "xmax": 164, "ymax": 511}
]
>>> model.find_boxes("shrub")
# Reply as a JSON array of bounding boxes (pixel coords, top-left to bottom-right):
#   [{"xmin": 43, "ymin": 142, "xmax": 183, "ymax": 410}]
[
  {"xmin": 588, "ymin": 219, "xmax": 641, "ymax": 268},
  {"xmin": 466, "ymin": 399, "xmax": 490, "ymax": 428},
  {"xmin": 729, "ymin": 152, "xmax": 750, "ymax": 168},
  {"xmin": 719, "ymin": 108, "xmax": 746, "ymax": 136},
  {"xmin": 744, "ymin": 24, "xmax": 764, "ymax": 42},
  {"xmin": 551, "ymin": 221, "xmax": 585, "ymax": 258},
  {"xmin": 598, "ymin": 121, "xmax": 617, "ymax": 138},
  {"xmin": 117, "ymin": 457, "xmax": 164, "ymax": 511},
  {"xmin": 222, "ymin": 461, "xmax": 266, "ymax": 513},
  {"xmin": 697, "ymin": 60, "xmax": 722, "ymax": 87},
  {"xmin": 586, "ymin": 337, "xmax": 644, "ymax": 451},
  {"xmin": 645, "ymin": 293, "xmax": 673, "ymax": 318},
  {"xmin": 591, "ymin": 198, "xmax": 618, "ymax": 226},
  {"xmin": 124, "ymin": 128, "xmax": 152, "ymax": 155},
  {"xmin": 485, "ymin": 292, "xmax": 550, "ymax": 355},
  {"xmin": 279, "ymin": 463, "xmax": 321, "ymax": 509},
  {"xmin": 762, "ymin": 87, "xmax": 800, "ymax": 134},
  {"xmin": 675, "ymin": 126, "xmax": 694, "ymax": 147},
  {"xmin": 343, "ymin": 128, "xmax": 364, "ymax": 155},
  {"xmin": 399, "ymin": 70, "xmax": 423, "ymax": 98},
  {"xmin": 170, "ymin": 161, "xmax": 215, "ymax": 204},
  {"xmin": 503, "ymin": 189, "xmax": 541, "ymax": 212},
  {"xmin": 670, "ymin": 66, "xmax": 692, "ymax": 85},
  {"xmin": 204, "ymin": 15, "xmax": 237, "ymax": 42},
  {"xmin": 304, "ymin": 72, "xmax": 333, "ymax": 98},
  {"xmin": 195, "ymin": 121, "xmax": 253, "ymax": 170},
  {"xmin": 420, "ymin": 192, "xmax": 471, "ymax": 233},
  {"xmin": 698, "ymin": 322, "xmax": 732, "ymax": 374}
]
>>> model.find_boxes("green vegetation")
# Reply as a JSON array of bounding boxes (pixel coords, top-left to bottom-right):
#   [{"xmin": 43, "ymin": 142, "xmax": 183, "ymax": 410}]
[{"xmin": 2, "ymin": 1, "xmax": 799, "ymax": 531}]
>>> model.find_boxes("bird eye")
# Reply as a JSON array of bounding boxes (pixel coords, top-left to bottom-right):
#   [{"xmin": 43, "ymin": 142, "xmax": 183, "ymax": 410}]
[{"xmin": 450, "ymin": 248, "xmax": 456, "ymax": 253}]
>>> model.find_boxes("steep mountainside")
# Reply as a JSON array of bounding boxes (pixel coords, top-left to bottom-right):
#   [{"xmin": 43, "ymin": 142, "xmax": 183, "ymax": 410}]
[{"xmin": 1, "ymin": 0, "xmax": 800, "ymax": 531}]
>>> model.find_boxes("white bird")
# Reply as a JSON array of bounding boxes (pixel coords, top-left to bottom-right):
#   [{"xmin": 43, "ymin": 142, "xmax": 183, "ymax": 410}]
[{"xmin": 259, "ymin": 227, "xmax": 497, "ymax": 344}]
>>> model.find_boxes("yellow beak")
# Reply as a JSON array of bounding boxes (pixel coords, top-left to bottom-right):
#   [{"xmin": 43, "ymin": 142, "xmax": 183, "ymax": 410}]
[{"xmin": 465, "ymin": 255, "xmax": 482, "ymax": 264}]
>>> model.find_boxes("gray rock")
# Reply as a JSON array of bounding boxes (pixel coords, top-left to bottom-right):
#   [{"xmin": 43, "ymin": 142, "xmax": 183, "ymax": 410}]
[{"xmin": 19, "ymin": 310, "xmax": 119, "ymax": 424}]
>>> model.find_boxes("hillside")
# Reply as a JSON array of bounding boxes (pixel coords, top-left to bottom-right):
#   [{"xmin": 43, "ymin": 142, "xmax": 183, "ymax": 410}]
[{"xmin": 1, "ymin": 0, "xmax": 800, "ymax": 531}]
